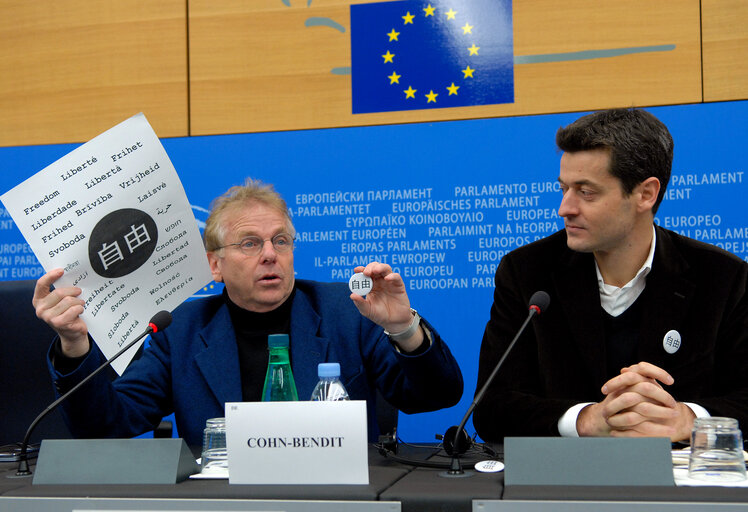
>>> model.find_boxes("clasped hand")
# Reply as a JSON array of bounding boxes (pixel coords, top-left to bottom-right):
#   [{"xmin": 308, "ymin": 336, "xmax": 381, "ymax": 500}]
[{"xmin": 577, "ymin": 361, "xmax": 695, "ymax": 441}]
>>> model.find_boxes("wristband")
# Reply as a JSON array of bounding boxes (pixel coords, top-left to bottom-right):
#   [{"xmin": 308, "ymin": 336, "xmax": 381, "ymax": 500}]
[{"xmin": 384, "ymin": 308, "xmax": 421, "ymax": 342}]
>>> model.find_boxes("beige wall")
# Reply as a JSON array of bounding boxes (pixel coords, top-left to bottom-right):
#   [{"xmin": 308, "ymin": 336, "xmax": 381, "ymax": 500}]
[
  {"xmin": 1, "ymin": 0, "xmax": 746, "ymax": 147},
  {"xmin": 0, "ymin": 1, "xmax": 188, "ymax": 146},
  {"xmin": 702, "ymin": 0, "xmax": 748, "ymax": 102}
]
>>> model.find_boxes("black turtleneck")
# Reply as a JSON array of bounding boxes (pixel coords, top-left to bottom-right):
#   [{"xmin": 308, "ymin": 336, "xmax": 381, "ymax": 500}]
[{"xmin": 225, "ymin": 288, "xmax": 295, "ymax": 402}]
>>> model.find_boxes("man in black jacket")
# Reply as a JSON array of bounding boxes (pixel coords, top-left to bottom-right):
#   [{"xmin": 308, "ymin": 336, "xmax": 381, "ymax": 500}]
[{"xmin": 474, "ymin": 108, "xmax": 748, "ymax": 442}]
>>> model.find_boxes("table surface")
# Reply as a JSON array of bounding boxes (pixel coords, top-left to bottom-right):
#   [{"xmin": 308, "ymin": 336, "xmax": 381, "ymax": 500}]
[{"xmin": 3, "ymin": 442, "xmax": 748, "ymax": 512}]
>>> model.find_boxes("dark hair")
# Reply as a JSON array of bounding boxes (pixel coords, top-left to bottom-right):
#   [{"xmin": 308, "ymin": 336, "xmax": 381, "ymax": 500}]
[{"xmin": 555, "ymin": 108, "xmax": 673, "ymax": 214}]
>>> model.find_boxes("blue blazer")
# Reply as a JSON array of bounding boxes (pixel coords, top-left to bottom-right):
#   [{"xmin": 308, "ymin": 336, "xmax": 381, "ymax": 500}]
[{"xmin": 50, "ymin": 280, "xmax": 463, "ymax": 446}]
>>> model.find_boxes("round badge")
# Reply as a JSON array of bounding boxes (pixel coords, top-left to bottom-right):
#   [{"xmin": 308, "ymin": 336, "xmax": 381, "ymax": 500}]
[
  {"xmin": 88, "ymin": 208, "xmax": 158, "ymax": 278},
  {"xmin": 348, "ymin": 272, "xmax": 372, "ymax": 296},
  {"xmin": 474, "ymin": 460, "xmax": 504, "ymax": 473},
  {"xmin": 663, "ymin": 329, "xmax": 682, "ymax": 354}
]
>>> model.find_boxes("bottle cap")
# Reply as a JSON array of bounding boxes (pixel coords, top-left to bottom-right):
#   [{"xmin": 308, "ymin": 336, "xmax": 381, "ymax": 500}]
[
  {"xmin": 318, "ymin": 362, "xmax": 341, "ymax": 377},
  {"xmin": 268, "ymin": 333, "xmax": 290, "ymax": 348}
]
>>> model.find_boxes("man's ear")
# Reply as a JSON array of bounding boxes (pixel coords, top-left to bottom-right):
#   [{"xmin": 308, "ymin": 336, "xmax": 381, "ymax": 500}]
[
  {"xmin": 636, "ymin": 177, "xmax": 661, "ymax": 212},
  {"xmin": 206, "ymin": 251, "xmax": 223, "ymax": 283}
]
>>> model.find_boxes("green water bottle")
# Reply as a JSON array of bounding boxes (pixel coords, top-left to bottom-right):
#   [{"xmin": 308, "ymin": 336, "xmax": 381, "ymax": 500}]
[{"xmin": 261, "ymin": 334, "xmax": 298, "ymax": 401}]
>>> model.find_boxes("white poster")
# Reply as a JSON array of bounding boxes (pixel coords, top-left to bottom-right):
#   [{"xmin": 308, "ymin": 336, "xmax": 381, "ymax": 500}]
[{"xmin": 0, "ymin": 113, "xmax": 212, "ymax": 373}]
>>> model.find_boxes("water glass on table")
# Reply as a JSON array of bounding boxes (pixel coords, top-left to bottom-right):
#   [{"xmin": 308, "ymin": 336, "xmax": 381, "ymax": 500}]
[
  {"xmin": 688, "ymin": 417, "xmax": 746, "ymax": 482},
  {"xmin": 201, "ymin": 417, "xmax": 228, "ymax": 473}
]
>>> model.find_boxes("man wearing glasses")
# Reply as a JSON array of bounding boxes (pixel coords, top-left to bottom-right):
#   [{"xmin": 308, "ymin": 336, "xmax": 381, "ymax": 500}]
[{"xmin": 33, "ymin": 179, "xmax": 463, "ymax": 447}]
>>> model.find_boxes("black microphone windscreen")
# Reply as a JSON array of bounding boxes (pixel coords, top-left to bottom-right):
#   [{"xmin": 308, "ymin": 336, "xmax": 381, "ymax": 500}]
[
  {"xmin": 148, "ymin": 310, "xmax": 172, "ymax": 332},
  {"xmin": 529, "ymin": 291, "xmax": 550, "ymax": 313}
]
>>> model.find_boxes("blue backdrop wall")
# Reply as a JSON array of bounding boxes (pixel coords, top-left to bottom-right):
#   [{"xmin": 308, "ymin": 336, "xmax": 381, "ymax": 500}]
[{"xmin": 1, "ymin": 100, "xmax": 746, "ymax": 442}]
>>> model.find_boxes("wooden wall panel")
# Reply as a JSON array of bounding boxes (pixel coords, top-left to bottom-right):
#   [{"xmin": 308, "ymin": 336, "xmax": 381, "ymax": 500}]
[
  {"xmin": 189, "ymin": 0, "xmax": 702, "ymax": 136},
  {"xmin": 702, "ymin": 0, "xmax": 748, "ymax": 102},
  {"xmin": 0, "ymin": 1, "xmax": 713, "ymax": 145},
  {"xmin": 0, "ymin": 1, "xmax": 188, "ymax": 147}
]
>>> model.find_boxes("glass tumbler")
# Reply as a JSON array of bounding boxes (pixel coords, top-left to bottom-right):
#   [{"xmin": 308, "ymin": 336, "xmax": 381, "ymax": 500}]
[
  {"xmin": 688, "ymin": 417, "xmax": 746, "ymax": 482},
  {"xmin": 201, "ymin": 417, "xmax": 228, "ymax": 473}
]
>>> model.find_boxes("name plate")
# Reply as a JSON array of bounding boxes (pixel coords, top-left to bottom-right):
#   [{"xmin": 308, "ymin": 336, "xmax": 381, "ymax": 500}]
[
  {"xmin": 225, "ymin": 400, "xmax": 369, "ymax": 484},
  {"xmin": 504, "ymin": 437, "xmax": 675, "ymax": 487}
]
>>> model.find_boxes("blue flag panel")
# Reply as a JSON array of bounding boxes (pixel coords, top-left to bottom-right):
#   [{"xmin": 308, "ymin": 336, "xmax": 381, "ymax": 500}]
[{"xmin": 351, "ymin": 0, "xmax": 514, "ymax": 114}]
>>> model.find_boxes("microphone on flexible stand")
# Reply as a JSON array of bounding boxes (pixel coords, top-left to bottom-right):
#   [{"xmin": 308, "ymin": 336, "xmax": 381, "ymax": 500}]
[
  {"xmin": 439, "ymin": 291, "xmax": 550, "ymax": 477},
  {"xmin": 13, "ymin": 310, "xmax": 172, "ymax": 477}
]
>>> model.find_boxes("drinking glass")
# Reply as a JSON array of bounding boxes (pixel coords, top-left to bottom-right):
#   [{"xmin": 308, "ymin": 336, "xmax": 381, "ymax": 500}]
[
  {"xmin": 688, "ymin": 417, "xmax": 746, "ymax": 482},
  {"xmin": 201, "ymin": 417, "xmax": 228, "ymax": 473}
]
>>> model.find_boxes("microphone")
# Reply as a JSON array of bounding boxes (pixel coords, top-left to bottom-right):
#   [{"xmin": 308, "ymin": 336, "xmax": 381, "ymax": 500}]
[
  {"xmin": 440, "ymin": 291, "xmax": 550, "ymax": 476},
  {"xmin": 13, "ymin": 310, "xmax": 172, "ymax": 477}
]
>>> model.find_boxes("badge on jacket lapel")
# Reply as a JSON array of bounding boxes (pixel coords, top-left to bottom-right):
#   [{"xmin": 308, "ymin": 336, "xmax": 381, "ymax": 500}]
[{"xmin": 663, "ymin": 330, "xmax": 681, "ymax": 354}]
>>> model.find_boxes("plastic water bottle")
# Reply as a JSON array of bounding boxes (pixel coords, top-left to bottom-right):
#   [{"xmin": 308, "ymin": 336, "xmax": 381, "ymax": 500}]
[
  {"xmin": 262, "ymin": 334, "xmax": 298, "ymax": 401},
  {"xmin": 310, "ymin": 362, "xmax": 350, "ymax": 401}
]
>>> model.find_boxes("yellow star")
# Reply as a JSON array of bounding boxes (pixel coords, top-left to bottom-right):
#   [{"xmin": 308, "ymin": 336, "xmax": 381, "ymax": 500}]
[
  {"xmin": 387, "ymin": 28, "xmax": 400, "ymax": 42},
  {"xmin": 445, "ymin": 8, "xmax": 457, "ymax": 20},
  {"xmin": 468, "ymin": 44, "xmax": 480, "ymax": 56},
  {"xmin": 462, "ymin": 23, "xmax": 473, "ymax": 34},
  {"xmin": 462, "ymin": 65, "xmax": 475, "ymax": 78},
  {"xmin": 425, "ymin": 90, "xmax": 438, "ymax": 103},
  {"xmin": 404, "ymin": 86, "xmax": 417, "ymax": 98},
  {"xmin": 388, "ymin": 71, "xmax": 401, "ymax": 84},
  {"xmin": 402, "ymin": 11, "xmax": 415, "ymax": 24},
  {"xmin": 447, "ymin": 82, "xmax": 459, "ymax": 95},
  {"xmin": 382, "ymin": 50, "xmax": 395, "ymax": 63},
  {"xmin": 423, "ymin": 4, "xmax": 435, "ymax": 17}
]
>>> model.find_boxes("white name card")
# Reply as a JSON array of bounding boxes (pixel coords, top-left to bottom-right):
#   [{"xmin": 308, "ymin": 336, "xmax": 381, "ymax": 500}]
[{"xmin": 225, "ymin": 400, "xmax": 369, "ymax": 485}]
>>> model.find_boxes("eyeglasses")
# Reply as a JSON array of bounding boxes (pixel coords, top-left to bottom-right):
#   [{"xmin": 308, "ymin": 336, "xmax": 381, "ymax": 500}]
[{"xmin": 216, "ymin": 233, "xmax": 295, "ymax": 256}]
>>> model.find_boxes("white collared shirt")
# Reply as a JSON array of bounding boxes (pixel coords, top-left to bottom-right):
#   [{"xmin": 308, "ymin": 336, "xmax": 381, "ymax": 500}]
[
  {"xmin": 595, "ymin": 226, "xmax": 656, "ymax": 317},
  {"xmin": 557, "ymin": 226, "xmax": 709, "ymax": 436}
]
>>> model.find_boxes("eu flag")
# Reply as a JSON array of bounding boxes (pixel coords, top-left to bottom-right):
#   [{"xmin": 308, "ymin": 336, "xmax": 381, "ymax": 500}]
[{"xmin": 351, "ymin": 0, "xmax": 514, "ymax": 114}]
